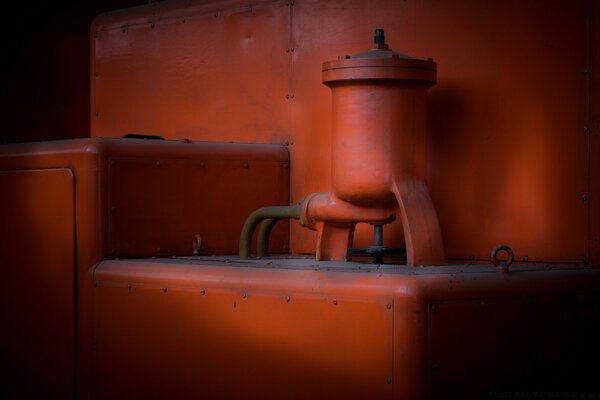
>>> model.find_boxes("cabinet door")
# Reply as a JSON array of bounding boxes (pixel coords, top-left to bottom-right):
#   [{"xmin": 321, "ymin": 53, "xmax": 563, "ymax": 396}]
[{"xmin": 0, "ymin": 168, "xmax": 75, "ymax": 399}]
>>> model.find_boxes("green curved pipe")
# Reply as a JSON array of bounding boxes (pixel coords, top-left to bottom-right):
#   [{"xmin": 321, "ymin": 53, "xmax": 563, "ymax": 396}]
[
  {"xmin": 239, "ymin": 205, "xmax": 302, "ymax": 258},
  {"xmin": 257, "ymin": 218, "xmax": 279, "ymax": 257}
]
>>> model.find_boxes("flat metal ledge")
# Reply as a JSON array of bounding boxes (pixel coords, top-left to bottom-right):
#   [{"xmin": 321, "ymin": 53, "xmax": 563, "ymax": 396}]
[{"xmin": 108, "ymin": 255, "xmax": 595, "ymax": 276}]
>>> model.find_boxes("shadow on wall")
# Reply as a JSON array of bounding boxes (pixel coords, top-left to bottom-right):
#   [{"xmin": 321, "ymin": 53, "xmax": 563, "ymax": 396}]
[
  {"xmin": 427, "ymin": 84, "xmax": 471, "ymax": 258},
  {"xmin": 0, "ymin": 168, "xmax": 75, "ymax": 398},
  {"xmin": 0, "ymin": 0, "xmax": 146, "ymax": 144}
]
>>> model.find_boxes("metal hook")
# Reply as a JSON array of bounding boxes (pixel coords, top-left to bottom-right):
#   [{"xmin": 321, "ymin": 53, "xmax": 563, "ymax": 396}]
[
  {"xmin": 491, "ymin": 245, "xmax": 514, "ymax": 273},
  {"xmin": 192, "ymin": 234, "xmax": 202, "ymax": 255}
]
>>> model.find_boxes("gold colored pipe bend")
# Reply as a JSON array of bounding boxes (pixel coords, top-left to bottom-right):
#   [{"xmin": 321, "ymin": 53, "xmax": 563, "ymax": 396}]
[{"xmin": 239, "ymin": 205, "xmax": 302, "ymax": 258}]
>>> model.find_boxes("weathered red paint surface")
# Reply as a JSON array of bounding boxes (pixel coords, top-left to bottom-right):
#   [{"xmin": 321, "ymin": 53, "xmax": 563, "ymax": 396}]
[
  {"xmin": 0, "ymin": 0, "xmax": 598, "ymax": 398},
  {"xmin": 90, "ymin": 0, "xmax": 596, "ymax": 265},
  {"xmin": 92, "ymin": 257, "xmax": 600, "ymax": 399},
  {"xmin": 0, "ymin": 138, "xmax": 289, "ymax": 398}
]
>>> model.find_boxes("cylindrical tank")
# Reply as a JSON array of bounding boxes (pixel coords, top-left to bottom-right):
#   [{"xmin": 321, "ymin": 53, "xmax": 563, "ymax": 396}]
[
  {"xmin": 322, "ymin": 29, "xmax": 436, "ymax": 205},
  {"xmin": 241, "ymin": 29, "xmax": 444, "ymax": 265}
]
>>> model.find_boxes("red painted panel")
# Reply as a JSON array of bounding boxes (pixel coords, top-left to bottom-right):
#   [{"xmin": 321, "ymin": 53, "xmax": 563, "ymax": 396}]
[
  {"xmin": 106, "ymin": 145, "xmax": 289, "ymax": 257},
  {"xmin": 0, "ymin": 168, "xmax": 75, "ymax": 399},
  {"xmin": 289, "ymin": 0, "xmax": 589, "ymax": 262},
  {"xmin": 0, "ymin": 138, "xmax": 289, "ymax": 397},
  {"xmin": 91, "ymin": 0, "xmax": 290, "ymax": 143},
  {"xmin": 93, "ymin": 262, "xmax": 393, "ymax": 399},
  {"xmin": 92, "ymin": 258, "xmax": 600, "ymax": 398},
  {"xmin": 90, "ymin": 0, "xmax": 593, "ymax": 264}
]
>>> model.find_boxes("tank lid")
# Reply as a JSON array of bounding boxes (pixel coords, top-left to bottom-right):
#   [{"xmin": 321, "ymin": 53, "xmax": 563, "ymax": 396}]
[
  {"xmin": 322, "ymin": 29, "xmax": 436, "ymax": 85},
  {"xmin": 348, "ymin": 28, "xmax": 414, "ymax": 60}
]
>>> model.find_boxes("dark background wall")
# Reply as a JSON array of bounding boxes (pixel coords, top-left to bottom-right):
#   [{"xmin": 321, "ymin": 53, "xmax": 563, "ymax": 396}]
[{"xmin": 0, "ymin": 0, "xmax": 146, "ymax": 144}]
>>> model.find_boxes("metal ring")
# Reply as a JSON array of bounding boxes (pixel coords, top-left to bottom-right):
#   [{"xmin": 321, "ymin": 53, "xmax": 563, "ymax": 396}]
[{"xmin": 491, "ymin": 245, "xmax": 514, "ymax": 273}]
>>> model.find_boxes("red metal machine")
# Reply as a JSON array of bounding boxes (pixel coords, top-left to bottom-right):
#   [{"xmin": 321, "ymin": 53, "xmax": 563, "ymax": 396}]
[
  {"xmin": 240, "ymin": 29, "xmax": 443, "ymax": 265},
  {"xmin": 1, "ymin": 1, "xmax": 599, "ymax": 399}
]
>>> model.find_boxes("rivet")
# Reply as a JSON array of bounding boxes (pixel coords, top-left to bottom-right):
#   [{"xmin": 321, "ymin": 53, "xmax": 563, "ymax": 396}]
[
  {"xmin": 243, "ymin": 162, "xmax": 249, "ymax": 168},
  {"xmin": 95, "ymin": 74, "xmax": 99, "ymax": 78},
  {"xmin": 242, "ymin": 292, "xmax": 247, "ymax": 299},
  {"xmin": 155, "ymin": 160, "xmax": 161, "ymax": 166},
  {"xmin": 386, "ymin": 378, "xmax": 392, "ymax": 384},
  {"xmin": 480, "ymin": 301, "xmax": 486, "ymax": 308},
  {"xmin": 94, "ymin": 281, "xmax": 98, "ymax": 288},
  {"xmin": 285, "ymin": 94, "xmax": 290, "ymax": 99},
  {"xmin": 150, "ymin": 23, "xmax": 155, "ymax": 28},
  {"xmin": 430, "ymin": 304, "xmax": 437, "ymax": 310},
  {"xmin": 200, "ymin": 161, "xmax": 206, "ymax": 168},
  {"xmin": 214, "ymin": 12, "xmax": 219, "ymax": 18},
  {"xmin": 282, "ymin": 163, "xmax": 289, "ymax": 169},
  {"xmin": 109, "ymin": 159, "xmax": 115, "ymax": 166},
  {"xmin": 122, "ymin": 28, "xmax": 126, "ymax": 33},
  {"xmin": 95, "ymin": 112, "xmax": 99, "ymax": 117},
  {"xmin": 582, "ymin": 193, "xmax": 589, "ymax": 202},
  {"xmin": 200, "ymin": 289, "xmax": 206, "ymax": 295},
  {"xmin": 289, "ymin": 140, "xmax": 294, "ymax": 145},
  {"xmin": 110, "ymin": 206, "xmax": 116, "ymax": 212},
  {"xmin": 386, "ymin": 303, "xmax": 392, "ymax": 309},
  {"xmin": 249, "ymin": 7, "xmax": 253, "ymax": 12},
  {"xmin": 181, "ymin": 18, "xmax": 186, "ymax": 23},
  {"xmin": 162, "ymin": 287, "xmax": 168, "ymax": 293},
  {"xmin": 127, "ymin": 284, "xmax": 132, "ymax": 291},
  {"xmin": 285, "ymin": 295, "xmax": 291, "ymax": 302},
  {"xmin": 290, "ymin": 48, "xmax": 295, "ymax": 52},
  {"xmin": 286, "ymin": 48, "xmax": 290, "ymax": 53},
  {"xmin": 333, "ymin": 299, "xmax": 338, "ymax": 305},
  {"xmin": 290, "ymin": 94, "xmax": 295, "ymax": 99},
  {"xmin": 583, "ymin": 68, "xmax": 589, "ymax": 74},
  {"xmin": 583, "ymin": 126, "xmax": 589, "ymax": 133},
  {"xmin": 156, "ymin": 247, "xmax": 161, "ymax": 253}
]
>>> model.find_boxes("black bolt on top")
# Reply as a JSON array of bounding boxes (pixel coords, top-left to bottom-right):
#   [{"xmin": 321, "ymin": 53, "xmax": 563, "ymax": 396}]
[
  {"xmin": 374, "ymin": 29, "xmax": 385, "ymax": 45},
  {"xmin": 372, "ymin": 29, "xmax": 389, "ymax": 50}
]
